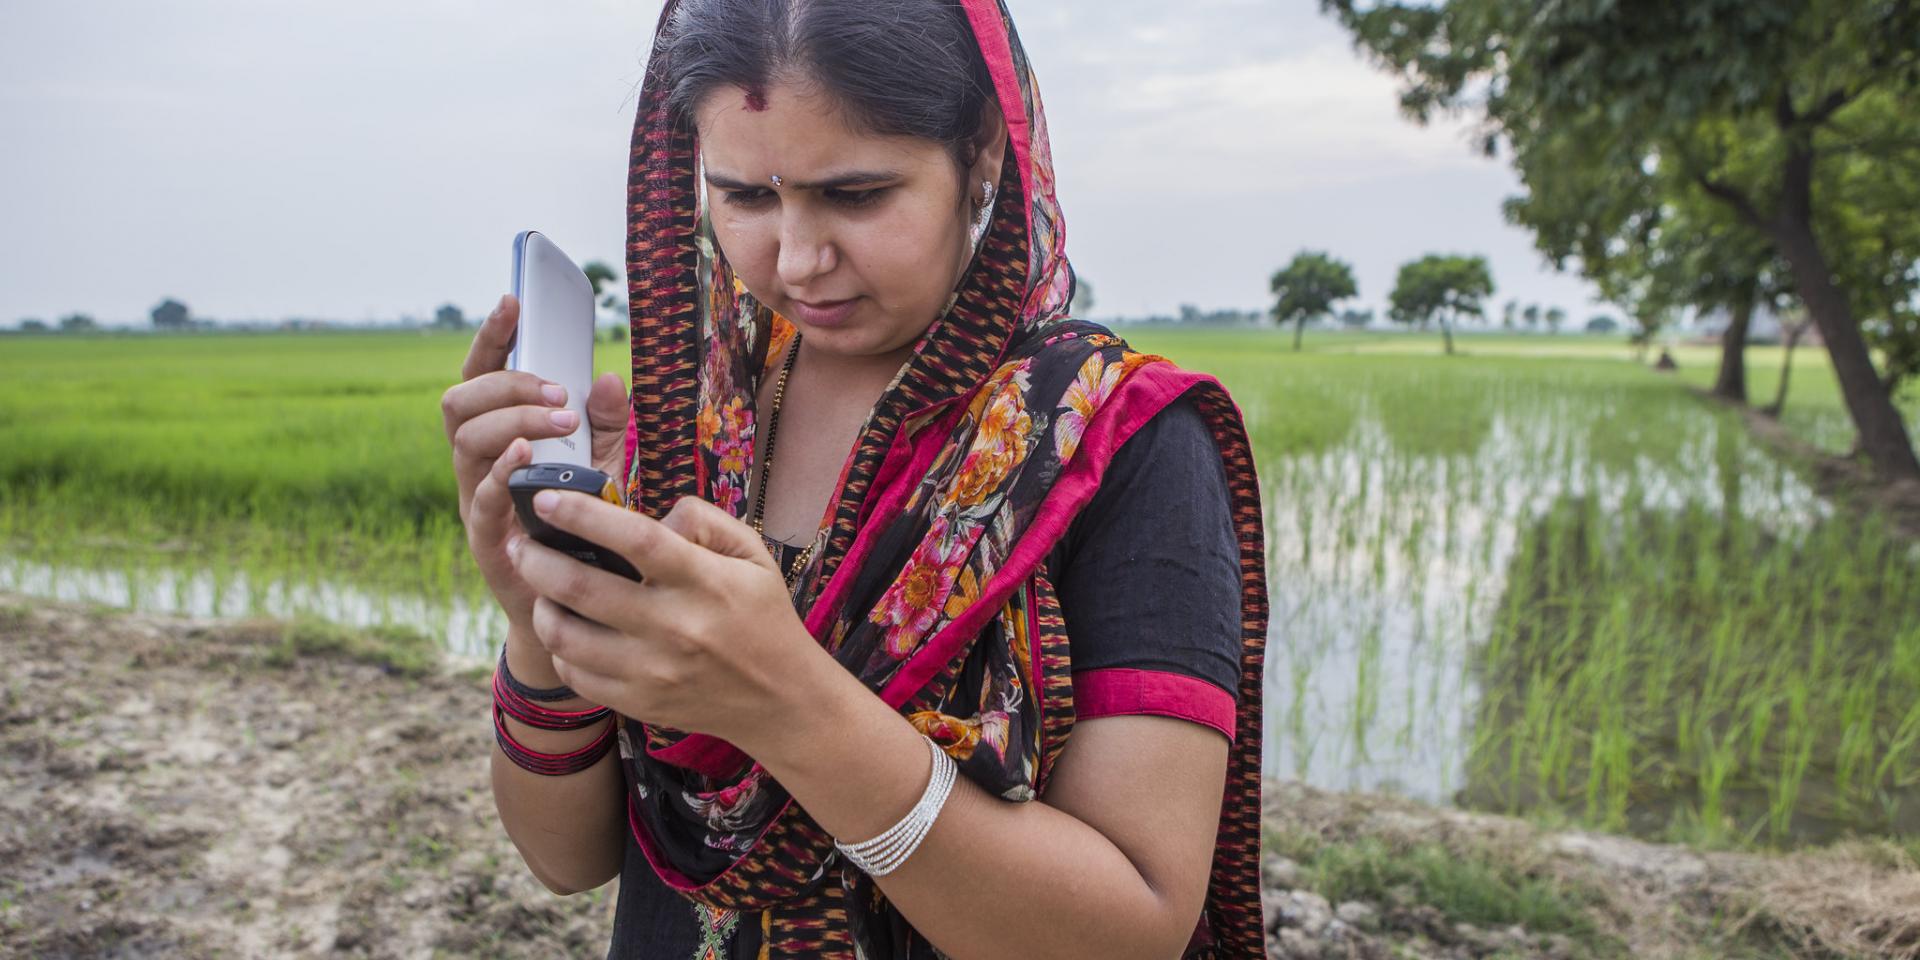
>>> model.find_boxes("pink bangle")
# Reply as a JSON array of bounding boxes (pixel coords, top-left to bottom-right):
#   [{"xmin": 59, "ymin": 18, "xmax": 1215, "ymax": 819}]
[
  {"xmin": 492, "ymin": 660, "xmax": 612, "ymax": 731},
  {"xmin": 493, "ymin": 702, "xmax": 616, "ymax": 776}
]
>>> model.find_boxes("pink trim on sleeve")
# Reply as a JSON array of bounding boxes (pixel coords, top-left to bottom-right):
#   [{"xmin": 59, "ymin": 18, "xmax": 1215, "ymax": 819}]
[{"xmin": 1072, "ymin": 668, "xmax": 1237, "ymax": 743}]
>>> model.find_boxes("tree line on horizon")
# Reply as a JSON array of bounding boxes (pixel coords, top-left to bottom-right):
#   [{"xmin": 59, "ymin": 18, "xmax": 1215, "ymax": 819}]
[
  {"xmin": 1323, "ymin": 0, "xmax": 1920, "ymax": 482},
  {"xmin": 1268, "ymin": 251, "xmax": 1613, "ymax": 355}
]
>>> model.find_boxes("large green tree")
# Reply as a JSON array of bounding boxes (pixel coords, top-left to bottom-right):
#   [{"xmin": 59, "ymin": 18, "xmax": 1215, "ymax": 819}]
[
  {"xmin": 1325, "ymin": 0, "xmax": 1920, "ymax": 480},
  {"xmin": 1388, "ymin": 254, "xmax": 1494, "ymax": 355},
  {"xmin": 1270, "ymin": 251, "xmax": 1359, "ymax": 351}
]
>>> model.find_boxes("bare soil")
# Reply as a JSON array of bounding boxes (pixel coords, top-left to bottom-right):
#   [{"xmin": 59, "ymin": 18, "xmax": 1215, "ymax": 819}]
[
  {"xmin": 5, "ymin": 592, "xmax": 1916, "ymax": 960},
  {"xmin": 0, "ymin": 593, "xmax": 613, "ymax": 959}
]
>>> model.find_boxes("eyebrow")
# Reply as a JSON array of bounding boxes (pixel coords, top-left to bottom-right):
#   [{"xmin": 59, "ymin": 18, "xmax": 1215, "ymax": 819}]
[{"xmin": 704, "ymin": 170, "xmax": 902, "ymax": 192}]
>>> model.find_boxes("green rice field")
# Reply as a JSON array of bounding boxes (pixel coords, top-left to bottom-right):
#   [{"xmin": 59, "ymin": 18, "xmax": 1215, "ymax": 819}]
[{"xmin": 2, "ymin": 326, "xmax": 1916, "ymax": 850}]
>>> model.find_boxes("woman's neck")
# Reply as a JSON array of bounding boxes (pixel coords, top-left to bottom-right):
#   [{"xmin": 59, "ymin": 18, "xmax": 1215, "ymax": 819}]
[{"xmin": 793, "ymin": 337, "xmax": 917, "ymax": 403}]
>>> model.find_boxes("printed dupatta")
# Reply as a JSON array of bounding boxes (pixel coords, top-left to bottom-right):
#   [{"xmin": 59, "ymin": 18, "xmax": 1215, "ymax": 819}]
[{"xmin": 615, "ymin": 2, "xmax": 1268, "ymax": 956}]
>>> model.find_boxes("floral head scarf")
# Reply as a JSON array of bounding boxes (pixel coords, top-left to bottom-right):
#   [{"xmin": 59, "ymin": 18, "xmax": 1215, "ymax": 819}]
[{"xmin": 617, "ymin": 2, "xmax": 1268, "ymax": 956}]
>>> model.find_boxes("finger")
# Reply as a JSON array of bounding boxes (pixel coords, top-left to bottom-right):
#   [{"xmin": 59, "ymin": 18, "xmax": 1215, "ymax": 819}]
[
  {"xmin": 462, "ymin": 294, "xmax": 519, "ymax": 382},
  {"xmin": 523, "ymin": 489, "xmax": 707, "ymax": 588},
  {"xmin": 532, "ymin": 596, "xmax": 645, "ymax": 685},
  {"xmin": 511, "ymin": 524, "xmax": 651, "ymax": 630},
  {"xmin": 469, "ymin": 437, "xmax": 531, "ymax": 539},
  {"xmin": 442, "ymin": 370, "xmax": 566, "ymax": 448},
  {"xmin": 662, "ymin": 495, "xmax": 777, "ymax": 570},
  {"xmin": 452, "ymin": 403, "xmax": 582, "ymax": 480},
  {"xmin": 546, "ymin": 648, "xmax": 626, "ymax": 718}
]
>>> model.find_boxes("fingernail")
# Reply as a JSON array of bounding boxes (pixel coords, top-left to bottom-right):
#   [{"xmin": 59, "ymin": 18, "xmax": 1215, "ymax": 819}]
[
  {"xmin": 533, "ymin": 490, "xmax": 559, "ymax": 515},
  {"xmin": 541, "ymin": 383, "xmax": 565, "ymax": 406},
  {"xmin": 493, "ymin": 293, "xmax": 509, "ymax": 317},
  {"xmin": 549, "ymin": 409, "xmax": 578, "ymax": 429},
  {"xmin": 506, "ymin": 534, "xmax": 525, "ymax": 557}
]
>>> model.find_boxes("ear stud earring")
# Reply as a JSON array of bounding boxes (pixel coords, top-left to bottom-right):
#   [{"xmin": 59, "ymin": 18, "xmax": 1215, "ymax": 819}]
[{"xmin": 969, "ymin": 179, "xmax": 996, "ymax": 249}]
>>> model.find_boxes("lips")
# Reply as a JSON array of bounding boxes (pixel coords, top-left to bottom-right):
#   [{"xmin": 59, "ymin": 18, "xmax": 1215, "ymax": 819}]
[{"xmin": 786, "ymin": 296, "xmax": 860, "ymax": 328}]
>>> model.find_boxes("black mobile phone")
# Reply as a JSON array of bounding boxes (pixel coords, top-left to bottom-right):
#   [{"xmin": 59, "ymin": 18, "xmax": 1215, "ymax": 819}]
[{"xmin": 509, "ymin": 464, "xmax": 644, "ymax": 582}]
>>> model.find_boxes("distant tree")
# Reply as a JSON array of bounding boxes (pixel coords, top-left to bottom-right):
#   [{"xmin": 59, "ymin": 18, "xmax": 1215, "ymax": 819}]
[
  {"xmin": 1388, "ymin": 254, "xmax": 1494, "ymax": 355},
  {"xmin": 150, "ymin": 298, "xmax": 190, "ymax": 330},
  {"xmin": 433, "ymin": 303, "xmax": 466, "ymax": 330},
  {"xmin": 1338, "ymin": 307, "xmax": 1375, "ymax": 328},
  {"xmin": 1269, "ymin": 251, "xmax": 1359, "ymax": 351},
  {"xmin": 1585, "ymin": 315, "xmax": 1619, "ymax": 334},
  {"xmin": 59, "ymin": 312, "xmax": 97, "ymax": 333},
  {"xmin": 1071, "ymin": 277, "xmax": 1095, "ymax": 317},
  {"xmin": 19, "ymin": 318, "xmax": 47, "ymax": 333},
  {"xmin": 1544, "ymin": 307, "xmax": 1566, "ymax": 334},
  {"xmin": 1501, "ymin": 299, "xmax": 1518, "ymax": 329},
  {"xmin": 583, "ymin": 259, "xmax": 629, "ymax": 321},
  {"xmin": 1521, "ymin": 303, "xmax": 1541, "ymax": 330}
]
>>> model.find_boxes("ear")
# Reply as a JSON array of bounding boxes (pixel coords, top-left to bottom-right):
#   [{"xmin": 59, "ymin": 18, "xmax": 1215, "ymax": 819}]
[{"xmin": 966, "ymin": 100, "xmax": 1009, "ymax": 209}]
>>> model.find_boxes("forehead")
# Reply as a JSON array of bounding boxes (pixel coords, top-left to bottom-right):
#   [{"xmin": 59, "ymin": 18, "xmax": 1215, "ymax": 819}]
[{"xmin": 693, "ymin": 80, "xmax": 947, "ymax": 177}]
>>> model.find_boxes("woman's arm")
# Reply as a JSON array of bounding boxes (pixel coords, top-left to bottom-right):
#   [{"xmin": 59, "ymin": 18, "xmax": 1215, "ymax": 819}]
[
  {"xmin": 738, "ymin": 645, "xmax": 1230, "ymax": 960},
  {"xmin": 488, "ymin": 622, "xmax": 627, "ymax": 895}
]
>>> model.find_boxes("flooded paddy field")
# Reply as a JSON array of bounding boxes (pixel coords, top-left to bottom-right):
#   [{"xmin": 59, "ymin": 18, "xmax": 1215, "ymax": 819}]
[{"xmin": 4, "ymin": 327, "xmax": 1917, "ymax": 849}]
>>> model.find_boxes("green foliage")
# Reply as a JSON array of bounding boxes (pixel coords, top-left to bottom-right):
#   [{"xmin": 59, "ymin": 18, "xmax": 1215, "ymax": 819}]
[
  {"xmin": 1270, "ymin": 251, "xmax": 1360, "ymax": 350},
  {"xmin": 1324, "ymin": 0, "xmax": 1920, "ymax": 475},
  {"xmin": 1388, "ymin": 254, "xmax": 1493, "ymax": 353},
  {"xmin": 150, "ymin": 298, "xmax": 189, "ymax": 330},
  {"xmin": 266, "ymin": 616, "xmax": 440, "ymax": 677},
  {"xmin": 1270, "ymin": 827, "xmax": 1611, "ymax": 947},
  {"xmin": 1071, "ymin": 277, "xmax": 1095, "ymax": 317},
  {"xmin": 581, "ymin": 260, "xmax": 619, "ymax": 297}
]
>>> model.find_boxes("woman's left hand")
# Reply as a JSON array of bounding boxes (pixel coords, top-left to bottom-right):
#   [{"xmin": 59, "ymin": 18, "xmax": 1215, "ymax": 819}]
[{"xmin": 505, "ymin": 489, "xmax": 821, "ymax": 745}]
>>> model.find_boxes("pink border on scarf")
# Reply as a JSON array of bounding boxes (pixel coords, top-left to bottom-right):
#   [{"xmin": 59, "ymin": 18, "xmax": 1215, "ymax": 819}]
[
  {"xmin": 1072, "ymin": 668, "xmax": 1238, "ymax": 744},
  {"xmin": 959, "ymin": 0, "xmax": 1034, "ymax": 245},
  {"xmin": 624, "ymin": 364, "xmax": 1225, "ymax": 896}
]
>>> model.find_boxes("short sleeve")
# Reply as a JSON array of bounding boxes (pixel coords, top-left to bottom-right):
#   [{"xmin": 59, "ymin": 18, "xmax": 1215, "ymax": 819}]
[{"xmin": 1046, "ymin": 393, "xmax": 1244, "ymax": 742}]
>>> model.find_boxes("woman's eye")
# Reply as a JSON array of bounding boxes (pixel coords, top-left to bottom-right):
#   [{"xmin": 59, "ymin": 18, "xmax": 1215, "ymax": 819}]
[
  {"xmin": 826, "ymin": 187, "xmax": 888, "ymax": 208},
  {"xmin": 722, "ymin": 189, "xmax": 773, "ymax": 208}
]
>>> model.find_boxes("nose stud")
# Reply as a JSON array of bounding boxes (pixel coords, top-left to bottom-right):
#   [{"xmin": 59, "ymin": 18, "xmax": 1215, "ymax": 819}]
[{"xmin": 770, "ymin": 174, "xmax": 784, "ymax": 187}]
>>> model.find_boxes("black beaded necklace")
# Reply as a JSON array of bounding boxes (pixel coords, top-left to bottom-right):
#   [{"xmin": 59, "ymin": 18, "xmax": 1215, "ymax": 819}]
[{"xmin": 747, "ymin": 332, "xmax": 817, "ymax": 588}]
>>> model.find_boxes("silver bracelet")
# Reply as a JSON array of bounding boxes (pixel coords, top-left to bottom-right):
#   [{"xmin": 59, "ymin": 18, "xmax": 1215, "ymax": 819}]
[{"xmin": 832, "ymin": 734, "xmax": 957, "ymax": 877}]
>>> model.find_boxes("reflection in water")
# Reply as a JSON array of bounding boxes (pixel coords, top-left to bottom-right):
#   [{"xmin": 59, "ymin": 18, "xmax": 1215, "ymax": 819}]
[
  {"xmin": 0, "ymin": 555, "xmax": 506, "ymax": 663},
  {"xmin": 1260, "ymin": 395, "xmax": 1830, "ymax": 810}
]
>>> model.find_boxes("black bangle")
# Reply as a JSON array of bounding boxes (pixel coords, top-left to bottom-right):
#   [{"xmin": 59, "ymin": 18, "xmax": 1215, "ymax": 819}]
[{"xmin": 497, "ymin": 647, "xmax": 581, "ymax": 702}]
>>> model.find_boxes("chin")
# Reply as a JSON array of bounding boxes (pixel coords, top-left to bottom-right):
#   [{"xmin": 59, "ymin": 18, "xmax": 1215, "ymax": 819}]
[{"xmin": 786, "ymin": 307, "xmax": 926, "ymax": 359}]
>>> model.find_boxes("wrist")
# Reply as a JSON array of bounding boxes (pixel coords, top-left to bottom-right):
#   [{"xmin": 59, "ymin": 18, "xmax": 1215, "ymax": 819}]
[{"xmin": 733, "ymin": 626, "xmax": 870, "ymax": 762}]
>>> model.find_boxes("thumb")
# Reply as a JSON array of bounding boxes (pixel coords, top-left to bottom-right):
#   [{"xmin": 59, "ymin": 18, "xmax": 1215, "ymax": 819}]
[
  {"xmin": 661, "ymin": 495, "xmax": 778, "ymax": 572},
  {"xmin": 587, "ymin": 372, "xmax": 630, "ymax": 473}
]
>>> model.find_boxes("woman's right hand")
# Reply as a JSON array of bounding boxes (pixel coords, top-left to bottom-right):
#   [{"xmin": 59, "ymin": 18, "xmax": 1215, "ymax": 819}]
[{"xmin": 442, "ymin": 294, "xmax": 632, "ymax": 631}]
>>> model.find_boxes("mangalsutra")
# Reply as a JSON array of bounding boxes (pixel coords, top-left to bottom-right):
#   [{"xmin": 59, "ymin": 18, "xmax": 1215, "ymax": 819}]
[{"xmin": 748, "ymin": 332, "xmax": 816, "ymax": 588}]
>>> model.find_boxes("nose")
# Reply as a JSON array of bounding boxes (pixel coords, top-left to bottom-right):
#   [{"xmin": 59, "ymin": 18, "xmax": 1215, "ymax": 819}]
[{"xmin": 775, "ymin": 207, "xmax": 837, "ymax": 288}]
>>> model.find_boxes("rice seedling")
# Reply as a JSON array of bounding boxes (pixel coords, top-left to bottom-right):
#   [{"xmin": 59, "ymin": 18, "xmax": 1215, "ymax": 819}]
[{"xmin": 4, "ymin": 325, "xmax": 1916, "ymax": 847}]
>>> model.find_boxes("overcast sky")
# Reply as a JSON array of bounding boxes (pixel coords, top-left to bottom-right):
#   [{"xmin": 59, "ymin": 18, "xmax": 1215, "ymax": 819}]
[{"xmin": 0, "ymin": 0, "xmax": 1602, "ymax": 327}]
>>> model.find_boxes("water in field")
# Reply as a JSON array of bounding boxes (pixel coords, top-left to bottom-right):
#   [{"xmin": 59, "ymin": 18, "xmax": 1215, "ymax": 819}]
[
  {"xmin": 1258, "ymin": 398, "xmax": 1822, "ymax": 797},
  {"xmin": 0, "ymin": 554, "xmax": 505, "ymax": 664},
  {"xmin": 1216, "ymin": 349, "xmax": 1920, "ymax": 847},
  {"xmin": 5, "ymin": 330, "xmax": 1919, "ymax": 846}
]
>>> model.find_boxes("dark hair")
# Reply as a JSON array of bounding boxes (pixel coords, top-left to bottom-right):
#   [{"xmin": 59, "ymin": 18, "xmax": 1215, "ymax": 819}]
[{"xmin": 657, "ymin": 0, "xmax": 995, "ymax": 169}]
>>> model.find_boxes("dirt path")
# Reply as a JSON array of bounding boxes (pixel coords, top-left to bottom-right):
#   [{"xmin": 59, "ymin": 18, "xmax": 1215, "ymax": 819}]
[
  {"xmin": 0, "ymin": 594, "xmax": 613, "ymax": 958},
  {"xmin": 6, "ymin": 593, "xmax": 1918, "ymax": 959}
]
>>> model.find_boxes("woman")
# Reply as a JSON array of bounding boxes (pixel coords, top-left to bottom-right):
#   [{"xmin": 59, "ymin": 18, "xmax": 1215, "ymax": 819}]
[{"xmin": 441, "ymin": 1, "xmax": 1269, "ymax": 956}]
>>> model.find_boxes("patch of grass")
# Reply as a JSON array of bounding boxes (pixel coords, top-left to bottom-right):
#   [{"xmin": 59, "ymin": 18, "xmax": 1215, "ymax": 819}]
[
  {"xmin": 265, "ymin": 616, "xmax": 439, "ymax": 677},
  {"xmin": 1267, "ymin": 825, "xmax": 1616, "ymax": 952}
]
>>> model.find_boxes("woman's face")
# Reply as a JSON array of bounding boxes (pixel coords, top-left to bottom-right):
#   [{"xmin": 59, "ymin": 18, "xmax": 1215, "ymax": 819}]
[{"xmin": 694, "ymin": 79, "xmax": 1005, "ymax": 362}]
